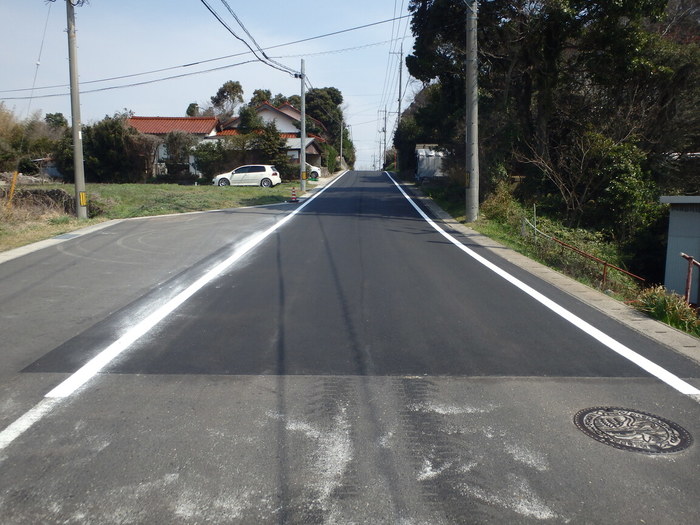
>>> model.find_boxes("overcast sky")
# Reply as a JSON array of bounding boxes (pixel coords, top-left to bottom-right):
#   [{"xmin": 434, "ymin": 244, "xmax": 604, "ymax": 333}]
[{"xmin": 1, "ymin": 0, "xmax": 418, "ymax": 169}]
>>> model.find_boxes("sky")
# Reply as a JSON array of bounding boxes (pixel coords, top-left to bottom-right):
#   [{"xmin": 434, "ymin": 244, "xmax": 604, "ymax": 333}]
[{"xmin": 1, "ymin": 0, "xmax": 418, "ymax": 170}]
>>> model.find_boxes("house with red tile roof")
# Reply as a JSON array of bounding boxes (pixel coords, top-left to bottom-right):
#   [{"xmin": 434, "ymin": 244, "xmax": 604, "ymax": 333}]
[
  {"xmin": 127, "ymin": 116, "xmax": 219, "ymax": 137},
  {"xmin": 127, "ymin": 107, "xmax": 326, "ymax": 178},
  {"xmin": 127, "ymin": 116, "xmax": 220, "ymax": 176}
]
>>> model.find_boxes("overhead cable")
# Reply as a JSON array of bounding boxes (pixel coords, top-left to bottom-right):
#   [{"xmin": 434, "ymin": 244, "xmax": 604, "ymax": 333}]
[
  {"xmin": 199, "ymin": 0, "xmax": 297, "ymax": 76},
  {"xmin": 1, "ymin": 13, "xmax": 411, "ymax": 95}
]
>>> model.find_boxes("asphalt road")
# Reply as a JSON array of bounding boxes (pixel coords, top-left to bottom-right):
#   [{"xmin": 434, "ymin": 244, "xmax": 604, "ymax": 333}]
[{"xmin": 1, "ymin": 171, "xmax": 699, "ymax": 524}]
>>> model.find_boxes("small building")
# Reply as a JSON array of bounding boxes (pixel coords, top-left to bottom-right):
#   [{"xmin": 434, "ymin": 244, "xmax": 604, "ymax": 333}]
[{"xmin": 660, "ymin": 196, "xmax": 700, "ymax": 303}]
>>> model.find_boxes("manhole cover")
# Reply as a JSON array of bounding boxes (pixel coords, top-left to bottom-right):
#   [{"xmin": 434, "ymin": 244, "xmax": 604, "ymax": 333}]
[{"xmin": 574, "ymin": 407, "xmax": 692, "ymax": 454}]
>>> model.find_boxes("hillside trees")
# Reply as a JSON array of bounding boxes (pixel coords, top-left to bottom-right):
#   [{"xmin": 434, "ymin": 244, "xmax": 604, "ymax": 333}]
[{"xmin": 402, "ymin": 0, "xmax": 699, "ymax": 239}]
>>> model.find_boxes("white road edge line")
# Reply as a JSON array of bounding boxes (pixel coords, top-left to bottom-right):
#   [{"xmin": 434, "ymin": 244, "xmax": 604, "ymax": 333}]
[
  {"xmin": 386, "ymin": 172, "xmax": 700, "ymax": 397},
  {"xmin": 0, "ymin": 173, "xmax": 347, "ymax": 453}
]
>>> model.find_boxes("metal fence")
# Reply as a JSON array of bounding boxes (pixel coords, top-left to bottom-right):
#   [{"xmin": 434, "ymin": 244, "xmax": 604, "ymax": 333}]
[
  {"xmin": 681, "ymin": 253, "xmax": 700, "ymax": 304},
  {"xmin": 521, "ymin": 217, "xmax": 645, "ymax": 289}
]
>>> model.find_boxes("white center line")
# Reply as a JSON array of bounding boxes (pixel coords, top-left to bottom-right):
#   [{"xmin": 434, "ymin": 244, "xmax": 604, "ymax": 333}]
[{"xmin": 386, "ymin": 171, "xmax": 700, "ymax": 397}]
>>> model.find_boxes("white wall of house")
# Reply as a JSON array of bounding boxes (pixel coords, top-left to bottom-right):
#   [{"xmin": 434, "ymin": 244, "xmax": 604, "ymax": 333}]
[
  {"xmin": 257, "ymin": 107, "xmax": 299, "ymax": 133},
  {"xmin": 661, "ymin": 196, "xmax": 700, "ymax": 303}
]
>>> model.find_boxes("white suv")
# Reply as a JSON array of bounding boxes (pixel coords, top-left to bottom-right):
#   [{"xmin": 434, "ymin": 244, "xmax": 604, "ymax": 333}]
[{"xmin": 212, "ymin": 164, "xmax": 281, "ymax": 187}]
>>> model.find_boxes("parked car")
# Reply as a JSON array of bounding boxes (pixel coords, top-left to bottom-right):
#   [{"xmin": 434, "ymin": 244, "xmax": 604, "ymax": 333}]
[
  {"xmin": 306, "ymin": 163, "xmax": 321, "ymax": 179},
  {"xmin": 212, "ymin": 164, "xmax": 281, "ymax": 187}
]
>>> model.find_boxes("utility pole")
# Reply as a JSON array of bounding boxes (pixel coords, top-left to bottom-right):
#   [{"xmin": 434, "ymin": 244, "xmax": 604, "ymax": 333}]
[
  {"xmin": 339, "ymin": 115, "xmax": 343, "ymax": 170},
  {"xmin": 379, "ymin": 108, "xmax": 388, "ymax": 169},
  {"xmin": 465, "ymin": 0, "xmax": 479, "ymax": 222},
  {"xmin": 299, "ymin": 59, "xmax": 307, "ymax": 192},
  {"xmin": 392, "ymin": 43, "xmax": 404, "ymax": 173},
  {"xmin": 66, "ymin": 0, "xmax": 88, "ymax": 219},
  {"xmin": 398, "ymin": 44, "xmax": 403, "ymax": 118}
]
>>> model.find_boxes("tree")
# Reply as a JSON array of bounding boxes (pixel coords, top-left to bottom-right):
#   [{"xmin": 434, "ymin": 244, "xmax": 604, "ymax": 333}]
[
  {"xmin": 404, "ymin": 0, "xmax": 696, "ymax": 219},
  {"xmin": 249, "ymin": 89, "xmax": 272, "ymax": 107},
  {"xmin": 251, "ymin": 121, "xmax": 294, "ymax": 178},
  {"xmin": 271, "ymin": 93, "xmax": 289, "ymax": 106},
  {"xmin": 45, "ymin": 113, "xmax": 68, "ymax": 130},
  {"xmin": 210, "ymin": 80, "xmax": 244, "ymax": 118},
  {"xmin": 163, "ymin": 131, "xmax": 198, "ymax": 180},
  {"xmin": 73, "ymin": 112, "xmax": 145, "ymax": 183},
  {"xmin": 237, "ymin": 105, "xmax": 265, "ymax": 134},
  {"xmin": 186, "ymin": 103, "xmax": 200, "ymax": 117},
  {"xmin": 193, "ymin": 135, "xmax": 253, "ymax": 180}
]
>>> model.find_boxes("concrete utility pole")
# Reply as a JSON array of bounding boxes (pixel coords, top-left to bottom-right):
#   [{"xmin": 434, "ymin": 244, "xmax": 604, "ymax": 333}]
[
  {"xmin": 379, "ymin": 108, "xmax": 388, "ymax": 168},
  {"xmin": 465, "ymin": 0, "xmax": 479, "ymax": 222},
  {"xmin": 395, "ymin": 43, "xmax": 404, "ymax": 173},
  {"xmin": 395, "ymin": 43, "xmax": 403, "ymax": 121},
  {"xmin": 66, "ymin": 0, "xmax": 88, "ymax": 219},
  {"xmin": 299, "ymin": 59, "xmax": 307, "ymax": 193},
  {"xmin": 339, "ymin": 115, "xmax": 343, "ymax": 170}
]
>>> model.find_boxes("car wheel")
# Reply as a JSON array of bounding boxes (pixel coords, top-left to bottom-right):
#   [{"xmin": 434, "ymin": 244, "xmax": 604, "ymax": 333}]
[
  {"xmin": 260, "ymin": 178, "xmax": 272, "ymax": 188},
  {"xmin": 218, "ymin": 178, "xmax": 230, "ymax": 186}
]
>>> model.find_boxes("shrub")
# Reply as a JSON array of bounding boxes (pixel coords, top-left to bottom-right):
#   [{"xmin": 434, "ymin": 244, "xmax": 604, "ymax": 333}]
[
  {"xmin": 479, "ymin": 181, "xmax": 524, "ymax": 228},
  {"xmin": 634, "ymin": 285, "xmax": 700, "ymax": 337}
]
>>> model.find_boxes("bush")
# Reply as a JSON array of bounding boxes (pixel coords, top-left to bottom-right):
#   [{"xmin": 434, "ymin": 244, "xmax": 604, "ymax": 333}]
[
  {"xmin": 479, "ymin": 181, "xmax": 525, "ymax": 228},
  {"xmin": 634, "ymin": 285, "xmax": 700, "ymax": 337}
]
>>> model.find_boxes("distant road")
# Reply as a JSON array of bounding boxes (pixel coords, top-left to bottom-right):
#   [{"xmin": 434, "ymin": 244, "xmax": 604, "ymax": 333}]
[{"xmin": 1, "ymin": 171, "xmax": 699, "ymax": 524}]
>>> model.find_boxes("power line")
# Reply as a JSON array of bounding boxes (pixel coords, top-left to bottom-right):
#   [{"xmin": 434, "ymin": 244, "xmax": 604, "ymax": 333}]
[
  {"xmin": 0, "ymin": 60, "xmax": 258, "ymax": 100},
  {"xmin": 1, "ymin": 14, "xmax": 411, "ymax": 95},
  {"xmin": 199, "ymin": 0, "xmax": 296, "ymax": 76},
  {"xmin": 217, "ymin": 0, "xmax": 297, "ymax": 76}
]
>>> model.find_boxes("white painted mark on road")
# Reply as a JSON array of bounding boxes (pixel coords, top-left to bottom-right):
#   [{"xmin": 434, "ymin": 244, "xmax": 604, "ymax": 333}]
[
  {"xmin": 0, "ymin": 174, "xmax": 348, "ymax": 454},
  {"xmin": 386, "ymin": 172, "xmax": 700, "ymax": 398},
  {"xmin": 0, "ymin": 398, "xmax": 59, "ymax": 452}
]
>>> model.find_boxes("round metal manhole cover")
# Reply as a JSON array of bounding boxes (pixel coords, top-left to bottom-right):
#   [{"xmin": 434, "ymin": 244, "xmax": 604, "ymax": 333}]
[{"xmin": 574, "ymin": 407, "xmax": 692, "ymax": 454}]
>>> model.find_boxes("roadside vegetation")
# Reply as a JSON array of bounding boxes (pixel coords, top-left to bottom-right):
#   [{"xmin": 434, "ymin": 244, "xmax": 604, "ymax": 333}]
[
  {"xmin": 0, "ymin": 182, "xmax": 294, "ymax": 253},
  {"xmin": 423, "ymin": 180, "xmax": 699, "ymax": 338}
]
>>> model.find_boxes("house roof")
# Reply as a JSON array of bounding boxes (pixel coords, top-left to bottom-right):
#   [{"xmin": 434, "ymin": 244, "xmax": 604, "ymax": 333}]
[
  {"xmin": 660, "ymin": 196, "xmax": 700, "ymax": 204},
  {"xmin": 220, "ymin": 102, "xmax": 327, "ymax": 133},
  {"xmin": 127, "ymin": 117, "xmax": 218, "ymax": 135},
  {"xmin": 285, "ymin": 137, "xmax": 323, "ymax": 154}
]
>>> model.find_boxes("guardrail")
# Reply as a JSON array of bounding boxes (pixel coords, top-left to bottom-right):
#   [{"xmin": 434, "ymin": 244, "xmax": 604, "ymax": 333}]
[
  {"xmin": 522, "ymin": 217, "xmax": 645, "ymax": 287},
  {"xmin": 681, "ymin": 253, "xmax": 700, "ymax": 304}
]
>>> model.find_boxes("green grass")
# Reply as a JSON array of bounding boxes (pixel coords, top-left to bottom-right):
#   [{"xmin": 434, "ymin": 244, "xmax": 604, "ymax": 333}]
[
  {"xmin": 87, "ymin": 183, "xmax": 294, "ymax": 218},
  {"xmin": 635, "ymin": 286, "xmax": 700, "ymax": 337},
  {"xmin": 1, "ymin": 182, "xmax": 300, "ymax": 252}
]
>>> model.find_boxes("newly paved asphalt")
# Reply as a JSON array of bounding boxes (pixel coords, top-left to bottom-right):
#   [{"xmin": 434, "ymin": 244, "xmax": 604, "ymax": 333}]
[{"xmin": 1, "ymin": 171, "xmax": 699, "ymax": 523}]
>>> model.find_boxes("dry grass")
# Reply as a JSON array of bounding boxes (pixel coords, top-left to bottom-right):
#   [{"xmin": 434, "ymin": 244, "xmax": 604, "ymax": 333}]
[{"xmin": 0, "ymin": 200, "xmax": 104, "ymax": 253}]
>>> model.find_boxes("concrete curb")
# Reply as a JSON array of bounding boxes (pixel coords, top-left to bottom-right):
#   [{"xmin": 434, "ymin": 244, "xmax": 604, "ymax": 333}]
[
  {"xmin": 401, "ymin": 181, "xmax": 700, "ymax": 367},
  {"xmin": 0, "ymin": 220, "xmax": 123, "ymax": 265}
]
